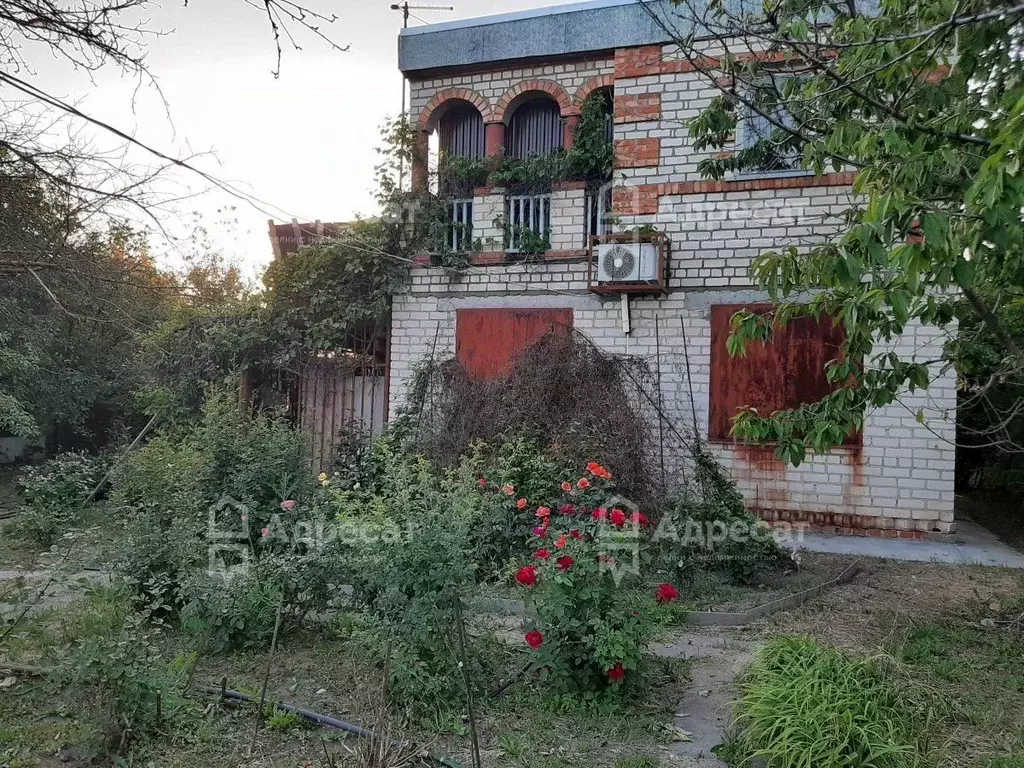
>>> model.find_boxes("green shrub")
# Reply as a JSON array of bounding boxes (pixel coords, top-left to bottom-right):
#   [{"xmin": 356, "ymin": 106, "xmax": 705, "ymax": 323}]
[
  {"xmin": 512, "ymin": 461, "xmax": 666, "ymax": 699},
  {"xmin": 110, "ymin": 390, "xmax": 313, "ymax": 604},
  {"xmin": 666, "ymin": 451, "xmax": 786, "ymax": 584},
  {"xmin": 457, "ymin": 437, "xmax": 570, "ymax": 577},
  {"xmin": 325, "ymin": 447, "xmax": 488, "ymax": 720},
  {"xmin": 181, "ymin": 542, "xmax": 349, "ymax": 654},
  {"xmin": 111, "ymin": 435, "xmax": 208, "ymax": 599},
  {"xmin": 18, "ymin": 451, "xmax": 110, "ymax": 544},
  {"xmin": 55, "ymin": 584, "xmax": 196, "ymax": 746},
  {"xmin": 726, "ymin": 637, "xmax": 920, "ymax": 768}
]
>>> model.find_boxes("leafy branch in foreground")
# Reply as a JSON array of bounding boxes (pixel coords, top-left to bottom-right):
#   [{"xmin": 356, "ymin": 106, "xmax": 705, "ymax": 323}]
[{"xmin": 651, "ymin": 0, "xmax": 1024, "ymax": 463}]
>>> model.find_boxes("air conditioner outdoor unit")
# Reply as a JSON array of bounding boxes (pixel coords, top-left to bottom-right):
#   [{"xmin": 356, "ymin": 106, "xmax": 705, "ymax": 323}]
[
  {"xmin": 588, "ymin": 233, "xmax": 669, "ymax": 297},
  {"xmin": 596, "ymin": 242, "xmax": 659, "ymax": 284}
]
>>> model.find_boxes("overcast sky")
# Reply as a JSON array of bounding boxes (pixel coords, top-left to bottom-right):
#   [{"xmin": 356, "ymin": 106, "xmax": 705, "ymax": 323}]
[{"xmin": 30, "ymin": 0, "xmax": 584, "ymax": 279}]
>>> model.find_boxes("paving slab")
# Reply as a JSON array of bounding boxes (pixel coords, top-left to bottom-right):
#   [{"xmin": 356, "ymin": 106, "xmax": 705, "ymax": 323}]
[
  {"xmin": 654, "ymin": 630, "xmax": 762, "ymax": 766},
  {"xmin": 782, "ymin": 520, "xmax": 1024, "ymax": 568}
]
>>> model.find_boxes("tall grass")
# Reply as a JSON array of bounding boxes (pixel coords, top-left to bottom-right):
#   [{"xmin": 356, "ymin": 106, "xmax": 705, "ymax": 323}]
[{"xmin": 727, "ymin": 636, "xmax": 926, "ymax": 768}]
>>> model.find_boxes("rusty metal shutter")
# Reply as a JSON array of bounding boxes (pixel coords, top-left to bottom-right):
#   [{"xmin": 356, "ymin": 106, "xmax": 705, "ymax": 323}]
[
  {"xmin": 439, "ymin": 103, "xmax": 484, "ymax": 159},
  {"xmin": 508, "ymin": 100, "xmax": 563, "ymax": 159},
  {"xmin": 456, "ymin": 308, "xmax": 573, "ymax": 380},
  {"xmin": 708, "ymin": 304, "xmax": 859, "ymax": 443}
]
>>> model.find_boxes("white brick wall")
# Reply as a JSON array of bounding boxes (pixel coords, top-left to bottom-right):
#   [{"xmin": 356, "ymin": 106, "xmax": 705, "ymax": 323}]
[{"xmin": 395, "ymin": 47, "xmax": 958, "ymax": 534}]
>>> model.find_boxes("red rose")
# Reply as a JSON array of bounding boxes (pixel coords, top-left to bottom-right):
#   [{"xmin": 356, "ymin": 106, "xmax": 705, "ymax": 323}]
[
  {"xmin": 656, "ymin": 583, "xmax": 680, "ymax": 604},
  {"xmin": 515, "ymin": 565, "xmax": 538, "ymax": 587},
  {"xmin": 477, "ymin": 478, "xmax": 487, "ymax": 488},
  {"xmin": 525, "ymin": 630, "xmax": 544, "ymax": 650},
  {"xmin": 533, "ymin": 525, "xmax": 548, "ymax": 539},
  {"xmin": 554, "ymin": 534, "xmax": 568, "ymax": 550},
  {"xmin": 610, "ymin": 508, "xmax": 626, "ymax": 527},
  {"xmin": 577, "ymin": 477, "xmax": 591, "ymax": 490},
  {"xmin": 559, "ymin": 504, "xmax": 576, "ymax": 516},
  {"xmin": 536, "ymin": 506, "xmax": 551, "ymax": 518},
  {"xmin": 516, "ymin": 498, "xmax": 529, "ymax": 510},
  {"xmin": 556, "ymin": 555, "xmax": 574, "ymax": 572},
  {"xmin": 631, "ymin": 512, "xmax": 649, "ymax": 527},
  {"xmin": 502, "ymin": 484, "xmax": 516, "ymax": 496},
  {"xmin": 560, "ymin": 481, "xmax": 573, "ymax": 492},
  {"xmin": 607, "ymin": 663, "xmax": 626, "ymax": 683},
  {"xmin": 592, "ymin": 507, "xmax": 608, "ymax": 522},
  {"xmin": 587, "ymin": 462, "xmax": 613, "ymax": 480},
  {"xmin": 534, "ymin": 548, "xmax": 551, "ymax": 560},
  {"xmin": 569, "ymin": 528, "xmax": 582, "ymax": 540}
]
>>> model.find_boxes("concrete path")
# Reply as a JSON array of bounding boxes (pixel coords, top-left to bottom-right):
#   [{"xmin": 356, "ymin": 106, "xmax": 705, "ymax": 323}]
[
  {"xmin": 652, "ymin": 630, "xmax": 761, "ymax": 766},
  {"xmin": 781, "ymin": 520, "xmax": 1024, "ymax": 569}
]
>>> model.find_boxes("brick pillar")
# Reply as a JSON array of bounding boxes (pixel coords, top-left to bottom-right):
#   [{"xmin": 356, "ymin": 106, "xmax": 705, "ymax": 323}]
[
  {"xmin": 411, "ymin": 130, "xmax": 429, "ymax": 193},
  {"xmin": 563, "ymin": 115, "xmax": 581, "ymax": 151},
  {"xmin": 484, "ymin": 121, "xmax": 505, "ymax": 157}
]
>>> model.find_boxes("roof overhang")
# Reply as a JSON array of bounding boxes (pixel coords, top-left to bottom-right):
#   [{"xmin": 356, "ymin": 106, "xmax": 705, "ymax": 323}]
[{"xmin": 398, "ymin": 0, "xmax": 682, "ymax": 77}]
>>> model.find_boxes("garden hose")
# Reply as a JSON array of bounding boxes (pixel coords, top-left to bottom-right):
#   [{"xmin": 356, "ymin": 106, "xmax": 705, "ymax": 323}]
[{"xmin": 197, "ymin": 685, "xmax": 464, "ymax": 768}]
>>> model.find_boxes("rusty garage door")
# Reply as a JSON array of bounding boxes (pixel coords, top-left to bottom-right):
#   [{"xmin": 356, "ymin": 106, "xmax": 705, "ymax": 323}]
[{"xmin": 456, "ymin": 308, "xmax": 573, "ymax": 380}]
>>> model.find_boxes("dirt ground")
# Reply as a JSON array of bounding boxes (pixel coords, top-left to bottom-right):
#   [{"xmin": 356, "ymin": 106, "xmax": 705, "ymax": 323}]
[{"xmin": 760, "ymin": 553, "xmax": 1023, "ymax": 649}]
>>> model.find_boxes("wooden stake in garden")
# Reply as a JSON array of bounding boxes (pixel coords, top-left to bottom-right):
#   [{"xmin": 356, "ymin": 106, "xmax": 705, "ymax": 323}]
[
  {"xmin": 248, "ymin": 590, "xmax": 286, "ymax": 756},
  {"xmin": 453, "ymin": 595, "xmax": 482, "ymax": 768}
]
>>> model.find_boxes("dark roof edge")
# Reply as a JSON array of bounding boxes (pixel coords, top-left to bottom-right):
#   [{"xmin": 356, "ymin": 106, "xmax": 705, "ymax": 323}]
[{"xmin": 398, "ymin": 0, "xmax": 684, "ymax": 75}]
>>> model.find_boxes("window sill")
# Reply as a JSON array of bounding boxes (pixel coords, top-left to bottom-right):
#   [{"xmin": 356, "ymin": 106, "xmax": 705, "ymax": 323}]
[
  {"xmin": 732, "ymin": 168, "xmax": 816, "ymax": 181},
  {"xmin": 705, "ymin": 438, "xmax": 863, "ymax": 452},
  {"xmin": 412, "ymin": 250, "xmax": 588, "ymax": 267}
]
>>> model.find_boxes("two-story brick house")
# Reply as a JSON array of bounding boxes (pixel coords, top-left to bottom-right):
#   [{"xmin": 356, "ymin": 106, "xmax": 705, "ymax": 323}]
[{"xmin": 390, "ymin": 0, "xmax": 957, "ymax": 537}]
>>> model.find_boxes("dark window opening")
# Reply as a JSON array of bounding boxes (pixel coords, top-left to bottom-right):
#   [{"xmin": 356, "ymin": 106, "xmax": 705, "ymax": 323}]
[
  {"xmin": 508, "ymin": 99, "xmax": 563, "ymax": 159},
  {"xmin": 439, "ymin": 102, "xmax": 484, "ymax": 160}
]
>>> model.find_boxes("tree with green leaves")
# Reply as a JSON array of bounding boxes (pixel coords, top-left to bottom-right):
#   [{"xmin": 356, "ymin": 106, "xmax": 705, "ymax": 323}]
[{"xmin": 647, "ymin": 0, "xmax": 1024, "ymax": 465}]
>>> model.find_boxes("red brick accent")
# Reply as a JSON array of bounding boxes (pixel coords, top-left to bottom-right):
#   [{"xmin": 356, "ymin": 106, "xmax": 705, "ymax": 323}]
[
  {"xmin": 758, "ymin": 510, "xmax": 954, "ymax": 541},
  {"xmin": 470, "ymin": 252, "xmax": 505, "ymax": 266},
  {"xmin": 408, "ymin": 250, "xmax": 590, "ymax": 268},
  {"xmin": 615, "ymin": 45, "xmax": 663, "ymax": 79},
  {"xmin": 614, "ymin": 93, "xmax": 662, "ymax": 123},
  {"xmin": 411, "ymin": 130, "xmax": 429, "ymax": 193},
  {"xmin": 564, "ymin": 114, "xmax": 580, "ymax": 150},
  {"xmin": 611, "ymin": 172, "xmax": 856, "ymax": 215},
  {"xmin": 484, "ymin": 122, "xmax": 505, "ymax": 157},
  {"xmin": 923, "ymin": 64, "xmax": 951, "ymax": 84},
  {"xmin": 468, "ymin": 249, "xmax": 587, "ymax": 266},
  {"xmin": 551, "ymin": 180, "xmax": 588, "ymax": 191},
  {"xmin": 573, "ymin": 74, "xmax": 616, "ymax": 107},
  {"xmin": 495, "ymin": 79, "xmax": 574, "ymax": 122},
  {"xmin": 612, "ymin": 185, "xmax": 661, "ymax": 215},
  {"xmin": 660, "ymin": 55, "xmax": 721, "ymax": 74},
  {"xmin": 614, "ymin": 138, "xmax": 661, "ymax": 169},
  {"xmin": 418, "ymin": 87, "xmax": 493, "ymax": 130},
  {"xmin": 616, "ymin": 48, "xmax": 824, "ymax": 80}
]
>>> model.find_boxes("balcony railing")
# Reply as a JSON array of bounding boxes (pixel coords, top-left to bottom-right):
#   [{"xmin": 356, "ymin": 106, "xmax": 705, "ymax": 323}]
[
  {"xmin": 506, "ymin": 193, "xmax": 551, "ymax": 254},
  {"xmin": 584, "ymin": 185, "xmax": 614, "ymax": 247},
  {"xmin": 449, "ymin": 198, "xmax": 474, "ymax": 252}
]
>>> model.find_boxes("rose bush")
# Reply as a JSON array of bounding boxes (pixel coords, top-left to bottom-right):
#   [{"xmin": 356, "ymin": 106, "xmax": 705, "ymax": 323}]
[{"xmin": 508, "ymin": 461, "xmax": 678, "ymax": 698}]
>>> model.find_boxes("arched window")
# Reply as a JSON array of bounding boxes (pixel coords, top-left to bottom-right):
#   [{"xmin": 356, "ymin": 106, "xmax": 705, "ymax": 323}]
[
  {"xmin": 438, "ymin": 102, "xmax": 484, "ymax": 159},
  {"xmin": 507, "ymin": 98, "xmax": 563, "ymax": 159}
]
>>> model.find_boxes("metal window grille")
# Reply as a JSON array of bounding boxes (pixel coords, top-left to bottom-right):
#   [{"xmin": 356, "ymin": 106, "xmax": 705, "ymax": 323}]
[
  {"xmin": 450, "ymin": 198, "xmax": 473, "ymax": 252},
  {"xmin": 740, "ymin": 75, "xmax": 805, "ymax": 172},
  {"xmin": 506, "ymin": 194, "xmax": 551, "ymax": 253},
  {"xmin": 508, "ymin": 100, "xmax": 563, "ymax": 159},
  {"xmin": 584, "ymin": 185, "xmax": 614, "ymax": 246}
]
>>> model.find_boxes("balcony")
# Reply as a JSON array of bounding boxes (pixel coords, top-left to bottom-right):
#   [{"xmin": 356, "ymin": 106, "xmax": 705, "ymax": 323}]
[{"xmin": 430, "ymin": 181, "xmax": 613, "ymax": 266}]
